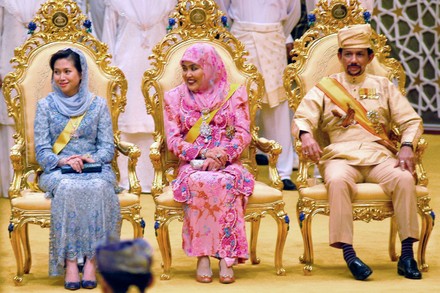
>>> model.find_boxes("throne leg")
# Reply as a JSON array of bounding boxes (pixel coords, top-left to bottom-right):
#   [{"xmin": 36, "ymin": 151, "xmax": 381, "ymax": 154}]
[
  {"xmin": 133, "ymin": 217, "xmax": 145, "ymax": 238},
  {"xmin": 156, "ymin": 219, "xmax": 173, "ymax": 280},
  {"xmin": 418, "ymin": 209, "xmax": 434, "ymax": 272},
  {"xmin": 388, "ymin": 216, "xmax": 399, "ymax": 261},
  {"xmin": 10, "ymin": 223, "xmax": 24, "ymax": 285},
  {"xmin": 249, "ymin": 217, "xmax": 261, "ymax": 265},
  {"xmin": 272, "ymin": 208, "xmax": 288, "ymax": 276},
  {"xmin": 21, "ymin": 224, "xmax": 32, "ymax": 273},
  {"xmin": 297, "ymin": 207, "xmax": 314, "ymax": 275}
]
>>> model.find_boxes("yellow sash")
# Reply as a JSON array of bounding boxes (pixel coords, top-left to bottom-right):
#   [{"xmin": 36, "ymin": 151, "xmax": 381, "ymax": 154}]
[
  {"xmin": 51, "ymin": 95, "xmax": 97, "ymax": 155},
  {"xmin": 185, "ymin": 83, "xmax": 239, "ymax": 143},
  {"xmin": 317, "ymin": 77, "xmax": 398, "ymax": 154}
]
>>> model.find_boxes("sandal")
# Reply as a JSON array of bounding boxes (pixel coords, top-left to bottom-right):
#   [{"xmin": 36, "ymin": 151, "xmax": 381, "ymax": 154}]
[
  {"xmin": 219, "ymin": 259, "xmax": 235, "ymax": 284},
  {"xmin": 196, "ymin": 257, "xmax": 212, "ymax": 283}
]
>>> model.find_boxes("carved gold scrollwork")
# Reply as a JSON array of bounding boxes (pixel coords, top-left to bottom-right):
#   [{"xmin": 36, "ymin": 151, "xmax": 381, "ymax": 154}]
[
  {"xmin": 286, "ymin": 0, "xmax": 433, "ymax": 276},
  {"xmin": 4, "ymin": 0, "xmax": 143, "ymax": 284},
  {"xmin": 3, "ymin": 0, "xmax": 128, "ymax": 195},
  {"xmin": 142, "ymin": 0, "xmax": 277, "ymax": 194},
  {"xmin": 142, "ymin": 0, "xmax": 287, "ymax": 279}
]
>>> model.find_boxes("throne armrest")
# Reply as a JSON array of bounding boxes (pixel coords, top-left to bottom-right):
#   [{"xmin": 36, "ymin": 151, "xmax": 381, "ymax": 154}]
[
  {"xmin": 254, "ymin": 135, "xmax": 283, "ymax": 190},
  {"xmin": 294, "ymin": 140, "xmax": 322, "ymax": 189},
  {"xmin": 115, "ymin": 139, "xmax": 141, "ymax": 195},
  {"xmin": 414, "ymin": 137, "xmax": 428, "ymax": 186},
  {"xmin": 149, "ymin": 134, "xmax": 167, "ymax": 196},
  {"xmin": 9, "ymin": 139, "xmax": 25, "ymax": 199},
  {"xmin": 389, "ymin": 125, "xmax": 428, "ymax": 186}
]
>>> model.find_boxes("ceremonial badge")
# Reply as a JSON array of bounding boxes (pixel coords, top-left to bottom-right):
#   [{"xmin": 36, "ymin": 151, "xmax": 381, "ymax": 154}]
[{"xmin": 359, "ymin": 88, "xmax": 379, "ymax": 100}]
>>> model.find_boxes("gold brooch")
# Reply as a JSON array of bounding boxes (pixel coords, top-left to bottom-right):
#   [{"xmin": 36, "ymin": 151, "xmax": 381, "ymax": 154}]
[
  {"xmin": 367, "ymin": 110, "xmax": 383, "ymax": 133},
  {"xmin": 225, "ymin": 125, "xmax": 235, "ymax": 139}
]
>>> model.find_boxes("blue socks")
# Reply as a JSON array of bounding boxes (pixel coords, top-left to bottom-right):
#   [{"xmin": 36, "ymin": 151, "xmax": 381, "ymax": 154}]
[
  {"xmin": 342, "ymin": 243, "xmax": 357, "ymax": 265},
  {"xmin": 401, "ymin": 238, "xmax": 415, "ymax": 261}
]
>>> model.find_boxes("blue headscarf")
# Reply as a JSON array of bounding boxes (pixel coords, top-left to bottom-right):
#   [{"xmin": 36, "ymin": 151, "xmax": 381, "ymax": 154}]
[{"xmin": 49, "ymin": 47, "xmax": 93, "ymax": 117}]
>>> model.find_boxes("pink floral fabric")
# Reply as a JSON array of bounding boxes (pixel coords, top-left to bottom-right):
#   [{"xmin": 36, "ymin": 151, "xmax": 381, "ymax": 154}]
[{"xmin": 163, "ymin": 43, "xmax": 255, "ymax": 263}]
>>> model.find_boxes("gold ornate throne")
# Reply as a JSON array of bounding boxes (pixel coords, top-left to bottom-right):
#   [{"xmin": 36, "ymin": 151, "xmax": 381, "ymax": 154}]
[
  {"xmin": 142, "ymin": 0, "xmax": 289, "ymax": 280},
  {"xmin": 2, "ymin": 0, "xmax": 144, "ymax": 284},
  {"xmin": 283, "ymin": 0, "xmax": 434, "ymax": 275}
]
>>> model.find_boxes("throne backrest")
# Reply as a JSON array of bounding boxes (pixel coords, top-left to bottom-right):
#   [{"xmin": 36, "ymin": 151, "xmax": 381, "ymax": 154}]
[
  {"xmin": 285, "ymin": 0, "xmax": 406, "ymax": 147},
  {"xmin": 142, "ymin": 0, "xmax": 264, "ymax": 194},
  {"xmin": 2, "ymin": 0, "xmax": 126, "ymax": 193}
]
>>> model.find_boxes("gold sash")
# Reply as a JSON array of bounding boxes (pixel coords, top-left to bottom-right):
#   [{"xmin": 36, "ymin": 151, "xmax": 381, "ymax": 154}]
[
  {"xmin": 185, "ymin": 83, "xmax": 239, "ymax": 143},
  {"xmin": 317, "ymin": 77, "xmax": 398, "ymax": 154},
  {"xmin": 52, "ymin": 97, "xmax": 95, "ymax": 154}
]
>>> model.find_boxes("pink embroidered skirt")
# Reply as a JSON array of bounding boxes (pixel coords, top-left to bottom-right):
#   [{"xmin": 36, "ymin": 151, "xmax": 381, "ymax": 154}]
[{"xmin": 181, "ymin": 171, "xmax": 249, "ymax": 266}]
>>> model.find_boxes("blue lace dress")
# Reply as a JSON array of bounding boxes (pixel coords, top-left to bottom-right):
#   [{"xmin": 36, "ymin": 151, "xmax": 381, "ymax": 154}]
[{"xmin": 34, "ymin": 95, "xmax": 120, "ymax": 276}]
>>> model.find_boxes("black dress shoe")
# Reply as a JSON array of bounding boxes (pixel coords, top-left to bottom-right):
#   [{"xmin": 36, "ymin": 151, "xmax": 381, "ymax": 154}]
[
  {"xmin": 347, "ymin": 257, "xmax": 372, "ymax": 280},
  {"xmin": 64, "ymin": 281, "xmax": 80, "ymax": 290},
  {"xmin": 282, "ymin": 179, "xmax": 297, "ymax": 191},
  {"xmin": 256, "ymin": 154, "xmax": 269, "ymax": 165},
  {"xmin": 81, "ymin": 280, "xmax": 98, "ymax": 289},
  {"xmin": 397, "ymin": 257, "xmax": 422, "ymax": 279}
]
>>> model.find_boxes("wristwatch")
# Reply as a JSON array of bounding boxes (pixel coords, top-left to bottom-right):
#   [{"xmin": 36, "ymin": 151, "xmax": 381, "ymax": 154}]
[{"xmin": 400, "ymin": 142, "xmax": 413, "ymax": 149}]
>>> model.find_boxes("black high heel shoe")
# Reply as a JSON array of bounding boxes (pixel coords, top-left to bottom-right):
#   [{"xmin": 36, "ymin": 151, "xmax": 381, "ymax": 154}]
[
  {"xmin": 64, "ymin": 281, "xmax": 81, "ymax": 290},
  {"xmin": 81, "ymin": 280, "xmax": 97, "ymax": 289}
]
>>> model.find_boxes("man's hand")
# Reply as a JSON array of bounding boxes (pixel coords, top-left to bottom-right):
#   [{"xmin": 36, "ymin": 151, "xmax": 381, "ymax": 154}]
[
  {"xmin": 300, "ymin": 132, "xmax": 323, "ymax": 163},
  {"xmin": 395, "ymin": 146, "xmax": 415, "ymax": 174}
]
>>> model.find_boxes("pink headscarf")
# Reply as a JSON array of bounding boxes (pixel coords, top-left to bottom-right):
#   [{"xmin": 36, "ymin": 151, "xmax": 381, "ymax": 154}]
[{"xmin": 180, "ymin": 43, "xmax": 229, "ymax": 111}]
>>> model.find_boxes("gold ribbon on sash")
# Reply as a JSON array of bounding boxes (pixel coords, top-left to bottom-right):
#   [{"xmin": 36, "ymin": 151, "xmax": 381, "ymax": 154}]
[
  {"xmin": 317, "ymin": 77, "xmax": 398, "ymax": 154},
  {"xmin": 185, "ymin": 83, "xmax": 239, "ymax": 143}
]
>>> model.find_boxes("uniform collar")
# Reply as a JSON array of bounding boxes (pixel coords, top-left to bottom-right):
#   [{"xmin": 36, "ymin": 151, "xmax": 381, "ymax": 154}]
[{"xmin": 344, "ymin": 72, "xmax": 367, "ymax": 85}]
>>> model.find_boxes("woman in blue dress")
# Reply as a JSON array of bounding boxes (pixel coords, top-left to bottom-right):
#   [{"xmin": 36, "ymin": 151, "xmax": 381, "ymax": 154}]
[{"xmin": 34, "ymin": 48, "xmax": 120, "ymax": 290}]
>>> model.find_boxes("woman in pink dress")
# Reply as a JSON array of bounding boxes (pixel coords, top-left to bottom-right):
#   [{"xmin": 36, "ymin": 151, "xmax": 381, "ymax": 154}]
[{"xmin": 163, "ymin": 43, "xmax": 255, "ymax": 284}]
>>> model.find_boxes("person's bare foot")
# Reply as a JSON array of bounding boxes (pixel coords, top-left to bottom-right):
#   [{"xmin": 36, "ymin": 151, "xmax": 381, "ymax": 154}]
[
  {"xmin": 82, "ymin": 258, "xmax": 96, "ymax": 281},
  {"xmin": 65, "ymin": 259, "xmax": 80, "ymax": 283}
]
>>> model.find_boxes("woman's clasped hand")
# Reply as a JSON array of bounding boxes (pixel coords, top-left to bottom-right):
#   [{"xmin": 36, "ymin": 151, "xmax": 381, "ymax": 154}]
[
  {"xmin": 57, "ymin": 154, "xmax": 96, "ymax": 173},
  {"xmin": 201, "ymin": 147, "xmax": 228, "ymax": 171}
]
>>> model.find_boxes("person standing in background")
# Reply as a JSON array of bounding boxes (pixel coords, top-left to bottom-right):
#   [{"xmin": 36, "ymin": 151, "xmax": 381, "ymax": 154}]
[
  {"xmin": 216, "ymin": 0, "xmax": 301, "ymax": 190},
  {"xmin": 88, "ymin": 0, "xmax": 106, "ymax": 40},
  {"xmin": 0, "ymin": 0, "xmax": 46, "ymax": 198},
  {"xmin": 102, "ymin": 0, "xmax": 176, "ymax": 193}
]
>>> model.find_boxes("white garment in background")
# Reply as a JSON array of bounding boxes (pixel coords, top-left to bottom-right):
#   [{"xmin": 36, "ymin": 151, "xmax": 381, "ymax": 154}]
[
  {"xmin": 217, "ymin": 0, "xmax": 301, "ymax": 38},
  {"xmin": 88, "ymin": 0, "xmax": 106, "ymax": 40},
  {"xmin": 305, "ymin": 0, "xmax": 374, "ymax": 13},
  {"xmin": 0, "ymin": 0, "xmax": 45, "ymax": 198},
  {"xmin": 73, "ymin": 0, "xmax": 100, "ymax": 39},
  {"xmin": 216, "ymin": 0, "xmax": 301, "ymax": 179},
  {"xmin": 102, "ymin": 0, "xmax": 176, "ymax": 192}
]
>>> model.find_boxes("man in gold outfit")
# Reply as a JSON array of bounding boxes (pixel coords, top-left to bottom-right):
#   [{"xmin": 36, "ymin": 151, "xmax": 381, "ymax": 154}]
[{"xmin": 292, "ymin": 24, "xmax": 423, "ymax": 280}]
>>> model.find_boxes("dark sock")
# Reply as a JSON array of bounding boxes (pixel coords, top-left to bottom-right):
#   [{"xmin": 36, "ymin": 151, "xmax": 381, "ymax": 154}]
[
  {"xmin": 342, "ymin": 243, "xmax": 357, "ymax": 265},
  {"xmin": 401, "ymin": 238, "xmax": 415, "ymax": 261}
]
